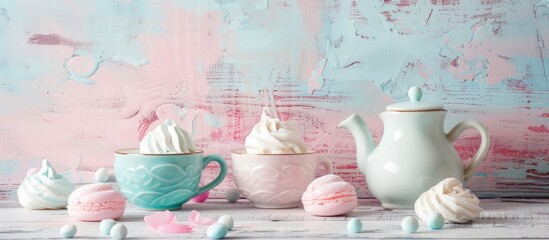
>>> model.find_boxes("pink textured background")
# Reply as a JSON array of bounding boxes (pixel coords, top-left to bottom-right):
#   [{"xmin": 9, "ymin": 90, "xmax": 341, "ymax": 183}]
[{"xmin": 0, "ymin": 1, "xmax": 547, "ymax": 199}]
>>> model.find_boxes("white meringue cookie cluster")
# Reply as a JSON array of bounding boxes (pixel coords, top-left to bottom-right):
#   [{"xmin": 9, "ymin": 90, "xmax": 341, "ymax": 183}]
[
  {"xmin": 140, "ymin": 119, "xmax": 196, "ymax": 154},
  {"xmin": 17, "ymin": 159, "xmax": 74, "ymax": 209},
  {"xmin": 245, "ymin": 108, "xmax": 308, "ymax": 154},
  {"xmin": 415, "ymin": 178, "xmax": 483, "ymax": 223}
]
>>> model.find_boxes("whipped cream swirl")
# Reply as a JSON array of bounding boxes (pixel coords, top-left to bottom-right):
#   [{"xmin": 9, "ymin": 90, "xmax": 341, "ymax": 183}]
[
  {"xmin": 17, "ymin": 159, "xmax": 74, "ymax": 209},
  {"xmin": 245, "ymin": 108, "xmax": 308, "ymax": 154},
  {"xmin": 415, "ymin": 178, "xmax": 483, "ymax": 223},
  {"xmin": 140, "ymin": 119, "xmax": 196, "ymax": 154}
]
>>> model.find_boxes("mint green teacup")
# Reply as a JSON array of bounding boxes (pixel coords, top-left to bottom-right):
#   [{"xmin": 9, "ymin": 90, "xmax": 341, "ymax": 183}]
[{"xmin": 114, "ymin": 149, "xmax": 227, "ymax": 210}]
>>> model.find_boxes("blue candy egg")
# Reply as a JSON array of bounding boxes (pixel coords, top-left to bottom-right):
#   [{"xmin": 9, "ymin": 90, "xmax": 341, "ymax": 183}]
[
  {"xmin": 217, "ymin": 215, "xmax": 234, "ymax": 230},
  {"xmin": 427, "ymin": 213, "xmax": 445, "ymax": 230},
  {"xmin": 60, "ymin": 224, "xmax": 77, "ymax": 238},
  {"xmin": 346, "ymin": 218, "xmax": 362, "ymax": 233},
  {"xmin": 100, "ymin": 219, "xmax": 117, "ymax": 235},
  {"xmin": 225, "ymin": 188, "xmax": 240, "ymax": 203},
  {"xmin": 207, "ymin": 223, "xmax": 229, "ymax": 239},
  {"xmin": 110, "ymin": 223, "xmax": 128, "ymax": 239},
  {"xmin": 95, "ymin": 168, "xmax": 109, "ymax": 183},
  {"xmin": 401, "ymin": 216, "xmax": 419, "ymax": 233}
]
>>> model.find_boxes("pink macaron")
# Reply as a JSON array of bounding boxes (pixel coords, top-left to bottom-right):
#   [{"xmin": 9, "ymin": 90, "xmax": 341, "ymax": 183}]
[
  {"xmin": 302, "ymin": 174, "xmax": 357, "ymax": 216},
  {"xmin": 67, "ymin": 183, "xmax": 126, "ymax": 222}
]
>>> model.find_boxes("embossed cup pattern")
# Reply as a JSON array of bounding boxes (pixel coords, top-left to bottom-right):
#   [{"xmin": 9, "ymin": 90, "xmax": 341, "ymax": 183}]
[
  {"xmin": 231, "ymin": 150, "xmax": 333, "ymax": 209},
  {"xmin": 114, "ymin": 149, "xmax": 227, "ymax": 210},
  {"xmin": 233, "ymin": 162, "xmax": 315, "ymax": 208},
  {"xmin": 115, "ymin": 162, "xmax": 201, "ymax": 208}
]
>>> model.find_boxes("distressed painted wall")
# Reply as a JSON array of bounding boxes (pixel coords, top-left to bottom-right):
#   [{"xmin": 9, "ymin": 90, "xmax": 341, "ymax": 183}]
[{"xmin": 0, "ymin": 0, "xmax": 547, "ymax": 199}]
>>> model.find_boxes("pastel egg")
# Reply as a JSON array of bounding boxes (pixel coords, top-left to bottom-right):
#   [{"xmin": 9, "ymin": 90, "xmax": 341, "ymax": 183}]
[
  {"xmin": 401, "ymin": 216, "xmax": 419, "ymax": 233},
  {"xmin": 207, "ymin": 223, "xmax": 228, "ymax": 239},
  {"xmin": 190, "ymin": 191, "xmax": 209, "ymax": 203},
  {"xmin": 427, "ymin": 213, "xmax": 445, "ymax": 230},
  {"xmin": 110, "ymin": 223, "xmax": 128, "ymax": 239},
  {"xmin": 95, "ymin": 168, "xmax": 109, "ymax": 183},
  {"xmin": 217, "ymin": 215, "xmax": 234, "ymax": 230},
  {"xmin": 60, "ymin": 224, "xmax": 77, "ymax": 238},
  {"xmin": 225, "ymin": 188, "xmax": 240, "ymax": 203},
  {"xmin": 100, "ymin": 219, "xmax": 117, "ymax": 235},
  {"xmin": 346, "ymin": 218, "xmax": 362, "ymax": 233}
]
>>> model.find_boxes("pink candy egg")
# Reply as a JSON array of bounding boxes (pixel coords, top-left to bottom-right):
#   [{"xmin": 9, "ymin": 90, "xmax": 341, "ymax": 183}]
[{"xmin": 190, "ymin": 191, "xmax": 209, "ymax": 203}]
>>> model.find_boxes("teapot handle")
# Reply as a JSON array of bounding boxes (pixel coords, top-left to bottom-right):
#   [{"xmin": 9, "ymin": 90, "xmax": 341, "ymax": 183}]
[{"xmin": 446, "ymin": 121, "xmax": 490, "ymax": 181}]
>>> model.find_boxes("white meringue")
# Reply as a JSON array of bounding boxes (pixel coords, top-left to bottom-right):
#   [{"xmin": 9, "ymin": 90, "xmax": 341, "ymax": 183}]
[
  {"xmin": 415, "ymin": 178, "xmax": 483, "ymax": 223},
  {"xmin": 17, "ymin": 159, "xmax": 74, "ymax": 209}
]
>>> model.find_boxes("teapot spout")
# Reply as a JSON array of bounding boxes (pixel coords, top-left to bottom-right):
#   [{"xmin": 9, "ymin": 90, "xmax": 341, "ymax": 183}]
[{"xmin": 337, "ymin": 113, "xmax": 376, "ymax": 175}]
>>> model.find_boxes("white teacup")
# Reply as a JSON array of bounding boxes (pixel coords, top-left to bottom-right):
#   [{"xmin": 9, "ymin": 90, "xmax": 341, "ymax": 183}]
[{"xmin": 231, "ymin": 150, "xmax": 333, "ymax": 209}]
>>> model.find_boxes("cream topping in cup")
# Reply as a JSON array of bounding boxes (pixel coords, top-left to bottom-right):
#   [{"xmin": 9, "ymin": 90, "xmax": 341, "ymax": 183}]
[
  {"xmin": 245, "ymin": 108, "xmax": 307, "ymax": 154},
  {"xmin": 140, "ymin": 119, "xmax": 195, "ymax": 154}
]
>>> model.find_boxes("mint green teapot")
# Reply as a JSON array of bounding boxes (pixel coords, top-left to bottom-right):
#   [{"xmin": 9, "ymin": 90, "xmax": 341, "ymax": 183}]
[{"xmin": 338, "ymin": 86, "xmax": 490, "ymax": 209}]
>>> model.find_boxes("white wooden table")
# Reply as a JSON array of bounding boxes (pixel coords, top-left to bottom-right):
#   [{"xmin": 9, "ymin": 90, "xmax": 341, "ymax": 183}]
[{"xmin": 1, "ymin": 199, "xmax": 548, "ymax": 239}]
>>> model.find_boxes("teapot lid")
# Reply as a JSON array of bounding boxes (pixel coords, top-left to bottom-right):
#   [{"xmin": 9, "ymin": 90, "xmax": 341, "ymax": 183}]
[{"xmin": 385, "ymin": 86, "xmax": 444, "ymax": 111}]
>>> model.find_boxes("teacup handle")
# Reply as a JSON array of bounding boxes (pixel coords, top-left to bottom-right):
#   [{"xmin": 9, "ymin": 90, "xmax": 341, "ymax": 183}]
[
  {"xmin": 317, "ymin": 156, "xmax": 334, "ymax": 175},
  {"xmin": 197, "ymin": 155, "xmax": 228, "ymax": 196},
  {"xmin": 447, "ymin": 120, "xmax": 490, "ymax": 181}
]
